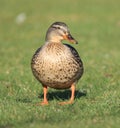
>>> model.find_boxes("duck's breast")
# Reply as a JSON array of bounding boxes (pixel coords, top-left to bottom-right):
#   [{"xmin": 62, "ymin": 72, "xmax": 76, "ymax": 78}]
[{"xmin": 31, "ymin": 43, "xmax": 83, "ymax": 89}]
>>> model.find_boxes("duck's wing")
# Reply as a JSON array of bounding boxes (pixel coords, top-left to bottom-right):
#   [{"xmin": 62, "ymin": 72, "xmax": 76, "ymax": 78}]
[
  {"xmin": 31, "ymin": 46, "xmax": 43, "ymax": 65},
  {"xmin": 64, "ymin": 43, "xmax": 84, "ymax": 82},
  {"xmin": 64, "ymin": 44, "xmax": 83, "ymax": 66}
]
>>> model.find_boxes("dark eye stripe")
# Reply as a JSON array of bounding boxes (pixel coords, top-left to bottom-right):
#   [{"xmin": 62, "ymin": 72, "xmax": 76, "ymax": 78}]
[{"xmin": 52, "ymin": 26, "xmax": 67, "ymax": 34}]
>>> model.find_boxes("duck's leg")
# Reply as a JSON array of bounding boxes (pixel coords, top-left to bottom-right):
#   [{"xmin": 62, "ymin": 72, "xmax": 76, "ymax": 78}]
[
  {"xmin": 69, "ymin": 84, "xmax": 75, "ymax": 103},
  {"xmin": 36, "ymin": 85, "xmax": 49, "ymax": 106},
  {"xmin": 59, "ymin": 83, "xmax": 75, "ymax": 105},
  {"xmin": 41, "ymin": 85, "xmax": 49, "ymax": 105}
]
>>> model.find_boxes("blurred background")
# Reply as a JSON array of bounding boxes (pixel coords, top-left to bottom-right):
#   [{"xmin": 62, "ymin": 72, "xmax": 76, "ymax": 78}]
[
  {"xmin": 0, "ymin": 0, "xmax": 120, "ymax": 75},
  {"xmin": 0, "ymin": 0, "xmax": 120, "ymax": 70}
]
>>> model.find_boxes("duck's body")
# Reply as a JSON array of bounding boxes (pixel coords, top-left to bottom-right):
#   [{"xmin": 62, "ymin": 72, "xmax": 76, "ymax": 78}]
[
  {"xmin": 32, "ymin": 43, "xmax": 83, "ymax": 89},
  {"xmin": 31, "ymin": 22, "xmax": 84, "ymax": 105}
]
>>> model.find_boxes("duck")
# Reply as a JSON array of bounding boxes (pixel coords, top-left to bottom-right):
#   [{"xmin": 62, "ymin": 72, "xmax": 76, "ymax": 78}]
[{"xmin": 31, "ymin": 22, "xmax": 84, "ymax": 105}]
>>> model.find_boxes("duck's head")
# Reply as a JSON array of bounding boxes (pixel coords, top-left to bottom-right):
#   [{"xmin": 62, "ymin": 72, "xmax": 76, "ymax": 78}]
[{"xmin": 45, "ymin": 22, "xmax": 78, "ymax": 44}]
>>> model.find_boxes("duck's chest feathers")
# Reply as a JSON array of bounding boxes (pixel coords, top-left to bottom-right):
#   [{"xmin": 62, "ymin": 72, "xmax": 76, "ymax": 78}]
[
  {"xmin": 34, "ymin": 43, "xmax": 77, "ymax": 68},
  {"xmin": 31, "ymin": 43, "xmax": 82, "ymax": 88}
]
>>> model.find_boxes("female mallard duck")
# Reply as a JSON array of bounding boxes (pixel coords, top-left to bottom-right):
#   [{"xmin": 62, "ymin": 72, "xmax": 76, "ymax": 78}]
[{"xmin": 31, "ymin": 22, "xmax": 84, "ymax": 105}]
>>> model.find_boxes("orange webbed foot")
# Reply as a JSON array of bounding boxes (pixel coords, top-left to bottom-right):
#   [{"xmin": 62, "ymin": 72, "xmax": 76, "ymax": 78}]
[
  {"xmin": 35, "ymin": 101, "xmax": 49, "ymax": 106},
  {"xmin": 58, "ymin": 100, "xmax": 74, "ymax": 105}
]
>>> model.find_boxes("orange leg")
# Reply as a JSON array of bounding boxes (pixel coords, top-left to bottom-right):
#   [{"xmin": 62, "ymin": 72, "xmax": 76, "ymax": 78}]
[
  {"xmin": 59, "ymin": 83, "xmax": 75, "ymax": 105},
  {"xmin": 36, "ymin": 85, "xmax": 48, "ymax": 106},
  {"xmin": 41, "ymin": 85, "xmax": 48, "ymax": 105}
]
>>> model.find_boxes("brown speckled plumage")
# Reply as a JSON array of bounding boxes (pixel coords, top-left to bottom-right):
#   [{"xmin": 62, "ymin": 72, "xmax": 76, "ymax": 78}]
[{"xmin": 31, "ymin": 22, "xmax": 84, "ymax": 105}]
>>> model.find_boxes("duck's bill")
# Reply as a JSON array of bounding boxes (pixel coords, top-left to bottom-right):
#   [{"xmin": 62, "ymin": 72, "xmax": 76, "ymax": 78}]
[{"xmin": 63, "ymin": 33, "xmax": 78, "ymax": 44}]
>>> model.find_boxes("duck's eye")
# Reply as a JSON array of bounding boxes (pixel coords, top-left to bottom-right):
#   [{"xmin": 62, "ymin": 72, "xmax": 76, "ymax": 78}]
[{"xmin": 57, "ymin": 27, "xmax": 60, "ymax": 29}]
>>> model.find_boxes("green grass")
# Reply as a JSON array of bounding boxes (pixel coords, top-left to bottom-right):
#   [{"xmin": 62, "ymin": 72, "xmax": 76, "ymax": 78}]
[{"xmin": 0, "ymin": 0, "xmax": 120, "ymax": 128}]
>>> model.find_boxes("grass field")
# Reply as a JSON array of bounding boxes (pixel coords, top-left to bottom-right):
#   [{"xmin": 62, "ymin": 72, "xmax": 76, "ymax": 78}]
[{"xmin": 0, "ymin": 0, "xmax": 120, "ymax": 128}]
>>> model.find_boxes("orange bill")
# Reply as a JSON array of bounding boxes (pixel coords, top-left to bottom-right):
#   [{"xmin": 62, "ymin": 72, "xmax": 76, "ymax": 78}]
[{"xmin": 63, "ymin": 33, "xmax": 78, "ymax": 44}]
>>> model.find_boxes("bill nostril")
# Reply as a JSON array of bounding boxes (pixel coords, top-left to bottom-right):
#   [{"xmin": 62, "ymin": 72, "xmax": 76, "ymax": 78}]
[{"xmin": 67, "ymin": 34, "xmax": 74, "ymax": 40}]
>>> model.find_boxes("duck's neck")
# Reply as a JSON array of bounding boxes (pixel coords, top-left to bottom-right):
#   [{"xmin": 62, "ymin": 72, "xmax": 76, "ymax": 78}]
[
  {"xmin": 45, "ymin": 31, "xmax": 63, "ymax": 44},
  {"xmin": 45, "ymin": 39, "xmax": 62, "ymax": 44}
]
